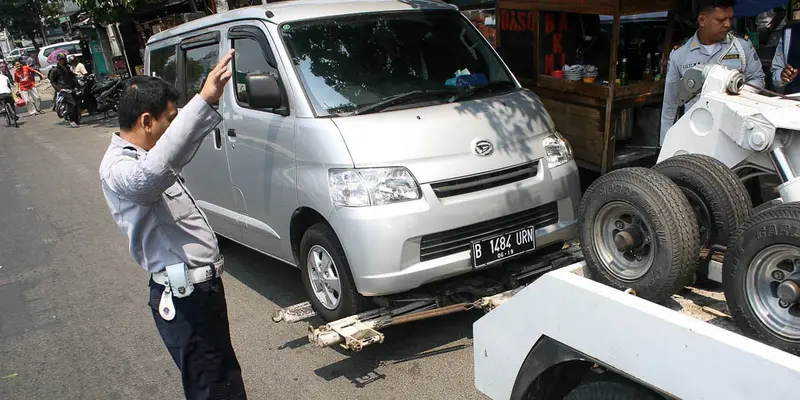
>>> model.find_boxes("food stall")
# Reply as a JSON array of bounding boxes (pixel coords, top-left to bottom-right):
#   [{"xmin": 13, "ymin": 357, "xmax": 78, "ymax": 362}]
[
  {"xmin": 449, "ymin": 0, "xmax": 498, "ymax": 47},
  {"xmin": 495, "ymin": 0, "xmax": 679, "ymax": 174}
]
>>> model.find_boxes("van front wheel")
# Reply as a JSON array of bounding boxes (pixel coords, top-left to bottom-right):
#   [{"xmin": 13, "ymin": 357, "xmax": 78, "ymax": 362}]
[{"xmin": 300, "ymin": 223, "xmax": 365, "ymax": 322}]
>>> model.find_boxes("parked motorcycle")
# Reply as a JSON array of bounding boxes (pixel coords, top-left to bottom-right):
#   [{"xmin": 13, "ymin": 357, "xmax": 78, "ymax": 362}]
[{"xmin": 55, "ymin": 74, "xmax": 126, "ymax": 120}]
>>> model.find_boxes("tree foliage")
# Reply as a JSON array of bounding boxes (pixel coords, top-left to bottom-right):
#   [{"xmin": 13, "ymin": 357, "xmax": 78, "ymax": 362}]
[
  {"xmin": 0, "ymin": 0, "xmax": 63, "ymax": 49},
  {"xmin": 76, "ymin": 0, "xmax": 171, "ymax": 24},
  {"xmin": 77, "ymin": 0, "xmax": 212, "ymax": 24}
]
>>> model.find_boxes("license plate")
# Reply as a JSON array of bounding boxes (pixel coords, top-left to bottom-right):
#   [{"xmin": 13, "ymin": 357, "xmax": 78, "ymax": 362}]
[{"xmin": 471, "ymin": 226, "xmax": 536, "ymax": 268}]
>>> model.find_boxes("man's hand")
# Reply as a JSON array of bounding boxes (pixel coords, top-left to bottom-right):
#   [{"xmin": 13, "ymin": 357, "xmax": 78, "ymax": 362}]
[
  {"xmin": 782, "ymin": 64, "xmax": 799, "ymax": 84},
  {"xmin": 199, "ymin": 49, "xmax": 234, "ymax": 105}
]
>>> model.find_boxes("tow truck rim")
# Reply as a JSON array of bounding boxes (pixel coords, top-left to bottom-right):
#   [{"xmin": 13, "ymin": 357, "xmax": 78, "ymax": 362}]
[
  {"xmin": 307, "ymin": 245, "xmax": 342, "ymax": 310},
  {"xmin": 594, "ymin": 201, "xmax": 655, "ymax": 281},
  {"xmin": 746, "ymin": 244, "xmax": 800, "ymax": 340}
]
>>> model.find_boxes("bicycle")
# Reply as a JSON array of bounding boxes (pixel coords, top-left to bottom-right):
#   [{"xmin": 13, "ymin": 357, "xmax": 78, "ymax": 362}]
[{"xmin": 2, "ymin": 99, "xmax": 18, "ymax": 128}]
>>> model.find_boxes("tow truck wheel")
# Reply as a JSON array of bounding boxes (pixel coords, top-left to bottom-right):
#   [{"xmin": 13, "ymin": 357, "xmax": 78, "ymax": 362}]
[
  {"xmin": 579, "ymin": 168, "xmax": 700, "ymax": 304},
  {"xmin": 654, "ymin": 154, "xmax": 752, "ymax": 250},
  {"xmin": 723, "ymin": 204, "xmax": 800, "ymax": 356},
  {"xmin": 564, "ymin": 373, "xmax": 662, "ymax": 400},
  {"xmin": 299, "ymin": 223, "xmax": 365, "ymax": 322}
]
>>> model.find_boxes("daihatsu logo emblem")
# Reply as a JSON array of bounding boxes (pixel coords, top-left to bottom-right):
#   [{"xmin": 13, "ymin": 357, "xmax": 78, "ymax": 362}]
[{"xmin": 474, "ymin": 140, "xmax": 494, "ymax": 156}]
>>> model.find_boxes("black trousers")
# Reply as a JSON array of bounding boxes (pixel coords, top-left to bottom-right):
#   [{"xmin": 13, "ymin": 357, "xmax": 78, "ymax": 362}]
[
  {"xmin": 149, "ymin": 277, "xmax": 247, "ymax": 400},
  {"xmin": 61, "ymin": 92, "xmax": 81, "ymax": 124}
]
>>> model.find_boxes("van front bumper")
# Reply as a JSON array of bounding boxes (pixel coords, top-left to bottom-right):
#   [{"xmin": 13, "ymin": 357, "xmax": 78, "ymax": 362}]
[{"xmin": 328, "ymin": 160, "xmax": 581, "ymax": 296}]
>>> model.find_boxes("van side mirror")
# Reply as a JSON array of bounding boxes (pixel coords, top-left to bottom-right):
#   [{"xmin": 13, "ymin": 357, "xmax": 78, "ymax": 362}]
[{"xmin": 244, "ymin": 73, "xmax": 283, "ymax": 110}]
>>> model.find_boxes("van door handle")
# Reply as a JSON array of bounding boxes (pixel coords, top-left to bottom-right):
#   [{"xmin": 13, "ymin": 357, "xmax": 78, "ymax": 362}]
[
  {"xmin": 227, "ymin": 129, "xmax": 236, "ymax": 138},
  {"xmin": 213, "ymin": 128, "xmax": 222, "ymax": 150}
]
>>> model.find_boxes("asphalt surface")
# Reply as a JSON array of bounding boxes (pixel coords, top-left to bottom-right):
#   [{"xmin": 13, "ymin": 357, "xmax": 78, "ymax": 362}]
[{"xmin": 0, "ymin": 104, "xmax": 487, "ymax": 399}]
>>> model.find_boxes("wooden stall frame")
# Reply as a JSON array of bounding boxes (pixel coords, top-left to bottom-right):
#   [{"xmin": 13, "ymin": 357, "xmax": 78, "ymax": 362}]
[{"xmin": 496, "ymin": 0, "xmax": 678, "ymax": 173}]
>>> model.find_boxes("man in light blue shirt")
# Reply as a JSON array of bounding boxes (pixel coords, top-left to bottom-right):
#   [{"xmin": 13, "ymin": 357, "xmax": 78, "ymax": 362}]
[
  {"xmin": 99, "ymin": 50, "xmax": 248, "ymax": 399},
  {"xmin": 660, "ymin": 0, "xmax": 765, "ymax": 144},
  {"xmin": 771, "ymin": 25, "xmax": 800, "ymax": 94}
]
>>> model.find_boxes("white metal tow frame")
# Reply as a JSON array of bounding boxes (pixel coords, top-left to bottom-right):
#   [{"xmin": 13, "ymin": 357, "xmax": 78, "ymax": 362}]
[{"xmin": 473, "ymin": 263, "xmax": 800, "ymax": 400}]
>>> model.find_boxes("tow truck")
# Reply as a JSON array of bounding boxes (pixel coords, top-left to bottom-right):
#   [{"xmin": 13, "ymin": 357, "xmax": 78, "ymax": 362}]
[{"xmin": 473, "ymin": 63, "xmax": 800, "ymax": 399}]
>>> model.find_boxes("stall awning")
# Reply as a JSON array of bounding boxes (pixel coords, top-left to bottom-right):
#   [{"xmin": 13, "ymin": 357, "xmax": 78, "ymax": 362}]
[{"xmin": 735, "ymin": 0, "xmax": 787, "ymax": 17}]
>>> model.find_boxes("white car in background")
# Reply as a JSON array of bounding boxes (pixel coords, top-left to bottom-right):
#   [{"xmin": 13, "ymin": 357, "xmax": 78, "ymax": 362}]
[
  {"xmin": 7, "ymin": 47, "xmax": 36, "ymax": 64},
  {"xmin": 38, "ymin": 41, "xmax": 82, "ymax": 75}
]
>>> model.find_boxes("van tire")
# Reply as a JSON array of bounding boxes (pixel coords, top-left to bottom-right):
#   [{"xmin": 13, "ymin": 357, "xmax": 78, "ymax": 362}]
[
  {"xmin": 579, "ymin": 168, "xmax": 700, "ymax": 304},
  {"xmin": 563, "ymin": 373, "xmax": 662, "ymax": 400},
  {"xmin": 299, "ymin": 223, "xmax": 365, "ymax": 322}
]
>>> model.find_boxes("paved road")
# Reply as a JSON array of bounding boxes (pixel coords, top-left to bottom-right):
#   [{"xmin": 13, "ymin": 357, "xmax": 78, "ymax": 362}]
[{"xmin": 0, "ymin": 106, "xmax": 487, "ymax": 399}]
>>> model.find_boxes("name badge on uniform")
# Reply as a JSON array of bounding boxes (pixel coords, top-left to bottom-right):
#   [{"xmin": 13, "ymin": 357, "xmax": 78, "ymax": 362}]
[{"xmin": 721, "ymin": 54, "xmax": 740, "ymax": 61}]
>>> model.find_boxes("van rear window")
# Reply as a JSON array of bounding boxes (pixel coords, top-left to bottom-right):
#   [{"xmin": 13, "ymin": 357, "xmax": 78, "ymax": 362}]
[{"xmin": 149, "ymin": 46, "xmax": 178, "ymax": 88}]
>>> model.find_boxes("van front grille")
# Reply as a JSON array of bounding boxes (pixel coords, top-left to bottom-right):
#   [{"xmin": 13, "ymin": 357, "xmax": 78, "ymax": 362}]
[
  {"xmin": 419, "ymin": 202, "xmax": 559, "ymax": 262},
  {"xmin": 429, "ymin": 161, "xmax": 539, "ymax": 198}
]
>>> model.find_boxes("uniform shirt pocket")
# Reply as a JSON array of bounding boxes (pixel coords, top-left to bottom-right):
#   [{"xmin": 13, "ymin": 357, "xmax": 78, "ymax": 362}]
[{"xmin": 158, "ymin": 182, "xmax": 194, "ymax": 222}]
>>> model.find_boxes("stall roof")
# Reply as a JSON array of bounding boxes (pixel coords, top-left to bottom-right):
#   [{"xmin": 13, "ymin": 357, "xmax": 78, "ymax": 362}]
[
  {"xmin": 497, "ymin": 0, "xmax": 674, "ymax": 16},
  {"xmin": 445, "ymin": 0, "xmax": 495, "ymax": 9},
  {"xmin": 599, "ymin": 12, "xmax": 667, "ymax": 22}
]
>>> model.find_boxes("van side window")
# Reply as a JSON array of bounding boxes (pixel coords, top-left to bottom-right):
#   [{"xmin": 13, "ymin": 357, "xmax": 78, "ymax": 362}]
[
  {"xmin": 184, "ymin": 45, "xmax": 219, "ymax": 102},
  {"xmin": 149, "ymin": 46, "xmax": 178, "ymax": 87},
  {"xmin": 231, "ymin": 37, "xmax": 279, "ymax": 110}
]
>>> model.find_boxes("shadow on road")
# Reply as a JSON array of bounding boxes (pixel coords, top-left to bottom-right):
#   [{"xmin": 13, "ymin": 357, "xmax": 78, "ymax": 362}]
[
  {"xmin": 219, "ymin": 237, "xmax": 308, "ymax": 308},
  {"xmin": 218, "ymin": 237, "xmax": 481, "ymax": 388},
  {"xmin": 312, "ymin": 312, "xmax": 476, "ymax": 388}
]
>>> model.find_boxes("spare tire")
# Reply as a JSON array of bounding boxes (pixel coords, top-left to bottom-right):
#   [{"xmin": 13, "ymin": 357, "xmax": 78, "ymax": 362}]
[
  {"xmin": 654, "ymin": 154, "xmax": 752, "ymax": 250},
  {"xmin": 723, "ymin": 203, "xmax": 800, "ymax": 356},
  {"xmin": 579, "ymin": 167, "xmax": 701, "ymax": 303}
]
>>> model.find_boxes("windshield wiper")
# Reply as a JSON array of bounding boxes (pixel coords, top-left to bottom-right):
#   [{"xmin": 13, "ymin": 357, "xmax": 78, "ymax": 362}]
[
  {"xmin": 353, "ymin": 89, "xmax": 455, "ymax": 115},
  {"xmin": 448, "ymin": 81, "xmax": 519, "ymax": 103}
]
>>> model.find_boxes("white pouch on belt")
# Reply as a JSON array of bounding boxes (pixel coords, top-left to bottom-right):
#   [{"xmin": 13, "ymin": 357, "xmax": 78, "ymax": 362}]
[{"xmin": 157, "ymin": 263, "xmax": 195, "ymax": 321}]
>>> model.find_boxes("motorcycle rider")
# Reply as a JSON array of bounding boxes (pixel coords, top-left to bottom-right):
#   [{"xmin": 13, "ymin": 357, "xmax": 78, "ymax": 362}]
[
  {"xmin": 50, "ymin": 53, "xmax": 81, "ymax": 128},
  {"xmin": 69, "ymin": 55, "xmax": 88, "ymax": 77},
  {"xmin": 0, "ymin": 71, "xmax": 19, "ymax": 122}
]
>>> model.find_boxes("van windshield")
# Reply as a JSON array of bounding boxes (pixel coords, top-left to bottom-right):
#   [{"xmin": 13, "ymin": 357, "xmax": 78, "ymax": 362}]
[{"xmin": 280, "ymin": 10, "xmax": 516, "ymax": 117}]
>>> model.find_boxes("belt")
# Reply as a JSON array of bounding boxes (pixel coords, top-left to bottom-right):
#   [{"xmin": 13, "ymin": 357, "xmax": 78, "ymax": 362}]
[{"xmin": 151, "ymin": 258, "xmax": 224, "ymax": 287}]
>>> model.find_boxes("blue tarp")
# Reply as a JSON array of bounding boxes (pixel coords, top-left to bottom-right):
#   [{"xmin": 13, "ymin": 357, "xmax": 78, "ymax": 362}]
[
  {"xmin": 597, "ymin": 1, "xmax": 786, "ymax": 20},
  {"xmin": 735, "ymin": 0, "xmax": 787, "ymax": 17}
]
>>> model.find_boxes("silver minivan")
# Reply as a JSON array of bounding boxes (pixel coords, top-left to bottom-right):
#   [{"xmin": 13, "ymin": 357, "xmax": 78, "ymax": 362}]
[{"xmin": 144, "ymin": 0, "xmax": 581, "ymax": 321}]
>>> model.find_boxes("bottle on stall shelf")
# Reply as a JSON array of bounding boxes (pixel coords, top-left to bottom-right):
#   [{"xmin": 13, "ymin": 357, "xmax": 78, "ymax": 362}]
[
  {"xmin": 642, "ymin": 53, "xmax": 654, "ymax": 82},
  {"xmin": 620, "ymin": 58, "xmax": 629, "ymax": 86},
  {"xmin": 614, "ymin": 61, "xmax": 621, "ymax": 86},
  {"xmin": 654, "ymin": 51, "xmax": 663, "ymax": 80}
]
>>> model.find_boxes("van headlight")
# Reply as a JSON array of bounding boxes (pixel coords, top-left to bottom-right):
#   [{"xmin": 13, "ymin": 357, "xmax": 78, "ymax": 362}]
[
  {"xmin": 542, "ymin": 131, "xmax": 573, "ymax": 168},
  {"xmin": 329, "ymin": 167, "xmax": 421, "ymax": 207}
]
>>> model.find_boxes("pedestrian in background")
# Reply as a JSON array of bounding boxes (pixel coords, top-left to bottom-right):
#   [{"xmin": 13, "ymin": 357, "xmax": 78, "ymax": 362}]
[
  {"xmin": 99, "ymin": 49, "xmax": 247, "ymax": 400},
  {"xmin": 13, "ymin": 60, "xmax": 45, "ymax": 116}
]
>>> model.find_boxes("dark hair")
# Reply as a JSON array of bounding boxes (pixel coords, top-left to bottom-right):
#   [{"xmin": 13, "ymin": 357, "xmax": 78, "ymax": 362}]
[
  {"xmin": 695, "ymin": 0, "xmax": 737, "ymax": 15},
  {"xmin": 118, "ymin": 75, "xmax": 180, "ymax": 131}
]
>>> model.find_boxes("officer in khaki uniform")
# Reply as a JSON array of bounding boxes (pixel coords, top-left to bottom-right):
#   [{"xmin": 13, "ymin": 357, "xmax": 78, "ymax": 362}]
[
  {"xmin": 660, "ymin": 0, "xmax": 765, "ymax": 144},
  {"xmin": 99, "ymin": 50, "xmax": 247, "ymax": 399}
]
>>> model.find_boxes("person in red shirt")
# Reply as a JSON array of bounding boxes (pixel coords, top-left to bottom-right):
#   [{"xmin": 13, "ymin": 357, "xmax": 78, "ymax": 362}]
[{"xmin": 14, "ymin": 60, "xmax": 46, "ymax": 116}]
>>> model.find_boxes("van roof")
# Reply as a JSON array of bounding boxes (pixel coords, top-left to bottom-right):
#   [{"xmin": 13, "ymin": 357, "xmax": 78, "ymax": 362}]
[{"xmin": 147, "ymin": 0, "xmax": 456, "ymax": 46}]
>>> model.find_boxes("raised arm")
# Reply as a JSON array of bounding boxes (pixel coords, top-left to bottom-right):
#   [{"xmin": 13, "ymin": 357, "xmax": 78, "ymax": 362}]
[{"xmin": 103, "ymin": 50, "xmax": 234, "ymax": 204}]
